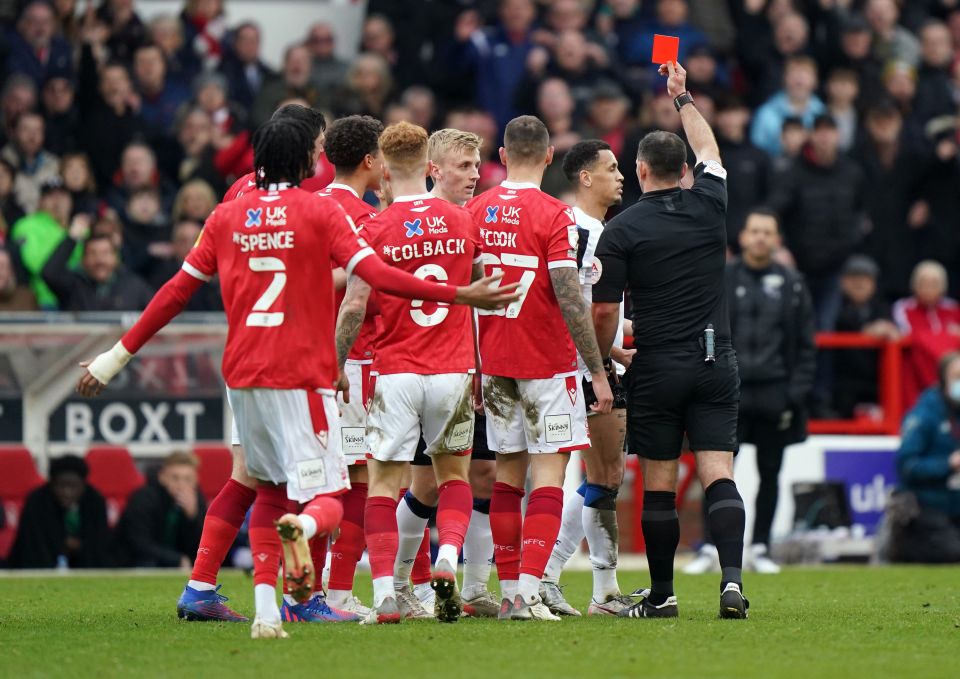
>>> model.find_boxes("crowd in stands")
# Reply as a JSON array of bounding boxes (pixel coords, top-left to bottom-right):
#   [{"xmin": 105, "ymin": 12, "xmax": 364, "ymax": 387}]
[
  {"xmin": 0, "ymin": 0, "xmax": 958, "ymax": 416},
  {"xmin": 6, "ymin": 451, "xmax": 206, "ymax": 569}
]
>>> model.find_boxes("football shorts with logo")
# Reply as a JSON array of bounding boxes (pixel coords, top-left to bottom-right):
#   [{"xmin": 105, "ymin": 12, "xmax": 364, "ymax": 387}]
[
  {"xmin": 366, "ymin": 373, "xmax": 475, "ymax": 462},
  {"xmin": 227, "ymin": 387, "xmax": 350, "ymax": 502},
  {"xmin": 338, "ymin": 359, "xmax": 373, "ymax": 465},
  {"xmin": 482, "ymin": 372, "xmax": 590, "ymax": 454}
]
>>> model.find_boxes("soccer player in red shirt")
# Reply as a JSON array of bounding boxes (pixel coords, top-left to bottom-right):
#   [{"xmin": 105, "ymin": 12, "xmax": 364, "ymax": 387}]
[
  {"xmin": 466, "ymin": 115, "xmax": 614, "ymax": 621},
  {"xmin": 314, "ymin": 115, "xmax": 385, "ymax": 617},
  {"xmin": 222, "ymin": 104, "xmax": 330, "ymax": 201},
  {"xmin": 388, "ymin": 127, "xmax": 503, "ymax": 617},
  {"xmin": 334, "ymin": 122, "xmax": 482, "ymax": 624},
  {"xmin": 167, "ymin": 104, "xmax": 333, "ymax": 625},
  {"xmin": 76, "ymin": 118, "xmax": 518, "ymax": 639}
]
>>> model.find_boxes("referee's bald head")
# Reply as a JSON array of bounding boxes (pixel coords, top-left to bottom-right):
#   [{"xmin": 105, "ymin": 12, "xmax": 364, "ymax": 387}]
[{"xmin": 636, "ymin": 130, "xmax": 687, "ymax": 184}]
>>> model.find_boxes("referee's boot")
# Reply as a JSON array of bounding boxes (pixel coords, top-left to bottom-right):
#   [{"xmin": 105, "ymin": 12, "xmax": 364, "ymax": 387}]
[
  {"xmin": 718, "ymin": 582, "xmax": 749, "ymax": 620},
  {"xmin": 617, "ymin": 588, "xmax": 679, "ymax": 619}
]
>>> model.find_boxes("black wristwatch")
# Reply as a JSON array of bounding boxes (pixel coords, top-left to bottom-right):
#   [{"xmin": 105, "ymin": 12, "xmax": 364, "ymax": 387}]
[{"xmin": 674, "ymin": 91, "xmax": 695, "ymax": 111}]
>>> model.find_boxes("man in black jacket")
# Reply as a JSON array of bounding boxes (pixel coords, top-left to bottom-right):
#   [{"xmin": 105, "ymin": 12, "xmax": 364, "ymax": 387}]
[
  {"xmin": 114, "ymin": 451, "xmax": 206, "ymax": 568},
  {"xmin": 9, "ymin": 455, "xmax": 111, "ymax": 569},
  {"xmin": 41, "ymin": 217, "xmax": 153, "ymax": 312},
  {"xmin": 769, "ymin": 114, "xmax": 866, "ymax": 332},
  {"xmin": 686, "ymin": 209, "xmax": 815, "ymax": 575}
]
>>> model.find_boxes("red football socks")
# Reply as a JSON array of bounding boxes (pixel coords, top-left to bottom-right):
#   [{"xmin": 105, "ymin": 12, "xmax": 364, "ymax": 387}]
[
  {"xmin": 411, "ymin": 526, "xmax": 432, "ymax": 585},
  {"xmin": 249, "ymin": 484, "xmax": 288, "ymax": 587},
  {"xmin": 436, "ymin": 479, "xmax": 472, "ymax": 555},
  {"xmin": 365, "ymin": 495, "xmax": 399, "ymax": 582},
  {"xmin": 490, "ymin": 482, "xmax": 525, "ymax": 585},
  {"xmin": 520, "ymin": 486, "xmax": 564, "ymax": 578},
  {"xmin": 328, "ymin": 483, "xmax": 367, "ymax": 592},
  {"xmin": 190, "ymin": 479, "xmax": 256, "ymax": 585}
]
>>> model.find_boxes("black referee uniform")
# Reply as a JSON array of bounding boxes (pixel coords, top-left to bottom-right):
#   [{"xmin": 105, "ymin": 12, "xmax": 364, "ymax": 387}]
[
  {"xmin": 592, "ymin": 156, "xmax": 748, "ymax": 620},
  {"xmin": 592, "ymin": 161, "xmax": 739, "ymax": 458}
]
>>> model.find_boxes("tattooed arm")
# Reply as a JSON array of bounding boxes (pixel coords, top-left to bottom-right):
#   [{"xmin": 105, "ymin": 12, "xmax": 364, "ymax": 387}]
[
  {"xmin": 550, "ymin": 266, "xmax": 613, "ymax": 413},
  {"xmin": 335, "ymin": 275, "xmax": 371, "ymax": 369}
]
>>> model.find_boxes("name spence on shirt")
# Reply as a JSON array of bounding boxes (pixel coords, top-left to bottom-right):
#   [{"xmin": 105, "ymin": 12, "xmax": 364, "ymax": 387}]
[
  {"xmin": 384, "ymin": 238, "xmax": 467, "ymax": 262},
  {"xmin": 233, "ymin": 230, "xmax": 295, "ymax": 252}
]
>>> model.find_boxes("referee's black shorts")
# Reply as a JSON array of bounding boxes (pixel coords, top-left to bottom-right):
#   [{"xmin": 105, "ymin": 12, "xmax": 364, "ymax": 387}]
[
  {"xmin": 411, "ymin": 414, "xmax": 495, "ymax": 466},
  {"xmin": 627, "ymin": 344, "xmax": 740, "ymax": 460}
]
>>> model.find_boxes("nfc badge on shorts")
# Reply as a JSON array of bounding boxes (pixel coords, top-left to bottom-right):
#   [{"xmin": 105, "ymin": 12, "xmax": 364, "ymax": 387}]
[
  {"xmin": 297, "ymin": 458, "xmax": 327, "ymax": 491},
  {"xmin": 341, "ymin": 427, "xmax": 365, "ymax": 454},
  {"xmin": 544, "ymin": 414, "xmax": 573, "ymax": 444},
  {"xmin": 445, "ymin": 420, "xmax": 473, "ymax": 450}
]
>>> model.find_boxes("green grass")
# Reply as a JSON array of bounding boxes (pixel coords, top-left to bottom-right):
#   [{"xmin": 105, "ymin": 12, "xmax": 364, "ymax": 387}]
[{"xmin": 0, "ymin": 567, "xmax": 958, "ymax": 679}]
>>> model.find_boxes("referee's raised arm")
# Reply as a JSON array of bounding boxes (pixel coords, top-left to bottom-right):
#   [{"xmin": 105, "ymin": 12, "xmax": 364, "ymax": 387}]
[
  {"xmin": 589, "ymin": 60, "xmax": 749, "ymax": 622},
  {"xmin": 662, "ymin": 60, "xmax": 720, "ymax": 166}
]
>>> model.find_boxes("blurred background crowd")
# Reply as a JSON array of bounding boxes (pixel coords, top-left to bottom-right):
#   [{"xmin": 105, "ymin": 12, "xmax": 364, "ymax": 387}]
[{"xmin": 0, "ymin": 0, "xmax": 959, "ymax": 416}]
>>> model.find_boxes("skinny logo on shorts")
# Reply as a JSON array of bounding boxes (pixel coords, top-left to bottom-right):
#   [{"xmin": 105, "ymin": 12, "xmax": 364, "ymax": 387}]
[
  {"xmin": 297, "ymin": 458, "xmax": 327, "ymax": 490},
  {"xmin": 342, "ymin": 427, "xmax": 365, "ymax": 455},
  {"xmin": 544, "ymin": 414, "xmax": 573, "ymax": 444},
  {"xmin": 445, "ymin": 420, "xmax": 472, "ymax": 450}
]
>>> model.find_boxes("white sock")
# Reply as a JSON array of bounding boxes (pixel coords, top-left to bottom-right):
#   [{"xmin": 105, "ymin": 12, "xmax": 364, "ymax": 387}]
[
  {"xmin": 187, "ymin": 579, "xmax": 216, "ymax": 591},
  {"xmin": 299, "ymin": 513, "xmax": 318, "ymax": 540},
  {"xmin": 394, "ymin": 497, "xmax": 431, "ymax": 589},
  {"xmin": 327, "ymin": 589, "xmax": 352, "ymax": 607},
  {"xmin": 254, "ymin": 584, "xmax": 281, "ymax": 623},
  {"xmin": 518, "ymin": 573, "xmax": 541, "ymax": 603},
  {"xmin": 583, "ymin": 505, "xmax": 621, "ymax": 601},
  {"xmin": 436, "ymin": 543, "xmax": 459, "ymax": 568},
  {"xmin": 543, "ymin": 491, "xmax": 585, "ymax": 583},
  {"xmin": 414, "ymin": 582, "xmax": 434, "ymax": 603},
  {"xmin": 372, "ymin": 576, "xmax": 394, "ymax": 607},
  {"xmin": 462, "ymin": 509, "xmax": 493, "ymax": 596},
  {"xmin": 500, "ymin": 579, "xmax": 518, "ymax": 600}
]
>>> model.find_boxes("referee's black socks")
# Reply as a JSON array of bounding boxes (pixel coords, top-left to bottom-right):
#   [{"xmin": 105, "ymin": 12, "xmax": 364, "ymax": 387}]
[
  {"xmin": 642, "ymin": 490, "xmax": 679, "ymax": 604},
  {"xmin": 704, "ymin": 478, "xmax": 746, "ymax": 591}
]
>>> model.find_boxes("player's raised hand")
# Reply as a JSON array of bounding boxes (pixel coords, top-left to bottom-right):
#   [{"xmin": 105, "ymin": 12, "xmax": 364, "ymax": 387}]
[
  {"xmin": 659, "ymin": 60, "xmax": 687, "ymax": 99},
  {"xmin": 76, "ymin": 360, "xmax": 106, "ymax": 398},
  {"xmin": 454, "ymin": 273, "xmax": 522, "ymax": 310}
]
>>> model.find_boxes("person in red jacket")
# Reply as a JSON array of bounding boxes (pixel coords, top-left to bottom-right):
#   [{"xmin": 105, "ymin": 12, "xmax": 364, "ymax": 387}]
[{"xmin": 893, "ymin": 260, "xmax": 960, "ymax": 408}]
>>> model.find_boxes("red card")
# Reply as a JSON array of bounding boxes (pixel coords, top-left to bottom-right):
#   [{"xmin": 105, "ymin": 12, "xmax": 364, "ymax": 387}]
[{"xmin": 652, "ymin": 34, "xmax": 679, "ymax": 65}]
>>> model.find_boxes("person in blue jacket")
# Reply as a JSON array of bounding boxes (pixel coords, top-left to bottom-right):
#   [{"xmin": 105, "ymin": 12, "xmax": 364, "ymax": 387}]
[{"xmin": 892, "ymin": 351, "xmax": 960, "ymax": 562}]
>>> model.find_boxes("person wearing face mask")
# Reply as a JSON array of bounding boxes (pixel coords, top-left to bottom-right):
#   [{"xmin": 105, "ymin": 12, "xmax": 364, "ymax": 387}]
[{"xmin": 889, "ymin": 352, "xmax": 960, "ymax": 563}]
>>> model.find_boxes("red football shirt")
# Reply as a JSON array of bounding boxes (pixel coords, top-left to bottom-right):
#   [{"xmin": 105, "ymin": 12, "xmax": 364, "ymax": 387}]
[
  {"xmin": 223, "ymin": 168, "xmax": 331, "ymax": 202},
  {"xmin": 363, "ymin": 194, "xmax": 481, "ymax": 375},
  {"xmin": 319, "ymin": 183, "xmax": 380, "ymax": 363},
  {"xmin": 466, "ymin": 181, "xmax": 579, "ymax": 378},
  {"xmin": 184, "ymin": 184, "xmax": 374, "ymax": 390}
]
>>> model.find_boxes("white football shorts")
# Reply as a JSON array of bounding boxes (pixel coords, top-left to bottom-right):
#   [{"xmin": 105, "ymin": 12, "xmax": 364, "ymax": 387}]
[
  {"xmin": 227, "ymin": 387, "xmax": 350, "ymax": 502},
  {"xmin": 482, "ymin": 372, "xmax": 590, "ymax": 454},
  {"xmin": 366, "ymin": 372, "xmax": 474, "ymax": 463},
  {"xmin": 337, "ymin": 359, "xmax": 373, "ymax": 466}
]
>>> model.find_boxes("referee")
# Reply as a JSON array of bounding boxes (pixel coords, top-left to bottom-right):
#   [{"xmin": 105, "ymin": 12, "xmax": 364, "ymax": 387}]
[{"xmin": 591, "ymin": 61, "xmax": 748, "ymax": 620}]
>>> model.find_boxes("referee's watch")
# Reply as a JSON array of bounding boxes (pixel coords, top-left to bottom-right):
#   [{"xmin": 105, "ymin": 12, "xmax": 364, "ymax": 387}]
[{"xmin": 673, "ymin": 91, "xmax": 695, "ymax": 111}]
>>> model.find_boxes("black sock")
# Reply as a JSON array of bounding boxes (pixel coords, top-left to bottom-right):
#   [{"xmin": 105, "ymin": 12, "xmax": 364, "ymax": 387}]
[
  {"xmin": 704, "ymin": 478, "xmax": 746, "ymax": 591},
  {"xmin": 642, "ymin": 490, "xmax": 679, "ymax": 605}
]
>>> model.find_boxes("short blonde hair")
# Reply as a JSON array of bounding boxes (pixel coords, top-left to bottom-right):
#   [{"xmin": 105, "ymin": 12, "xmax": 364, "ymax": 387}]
[
  {"xmin": 428, "ymin": 128, "xmax": 483, "ymax": 164},
  {"xmin": 379, "ymin": 121, "xmax": 428, "ymax": 177}
]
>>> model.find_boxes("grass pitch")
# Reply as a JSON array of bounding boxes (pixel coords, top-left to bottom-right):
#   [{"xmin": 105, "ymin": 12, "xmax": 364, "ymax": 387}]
[{"xmin": 1, "ymin": 566, "xmax": 958, "ymax": 679}]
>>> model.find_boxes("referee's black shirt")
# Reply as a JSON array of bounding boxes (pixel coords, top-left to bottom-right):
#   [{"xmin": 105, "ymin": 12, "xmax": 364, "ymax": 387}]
[{"xmin": 592, "ymin": 161, "xmax": 730, "ymax": 348}]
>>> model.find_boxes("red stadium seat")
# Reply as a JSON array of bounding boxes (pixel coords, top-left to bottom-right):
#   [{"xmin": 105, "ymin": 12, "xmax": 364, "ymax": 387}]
[
  {"xmin": 194, "ymin": 446, "xmax": 233, "ymax": 502},
  {"xmin": 85, "ymin": 446, "xmax": 145, "ymax": 527},
  {"xmin": 0, "ymin": 447, "xmax": 44, "ymax": 560}
]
